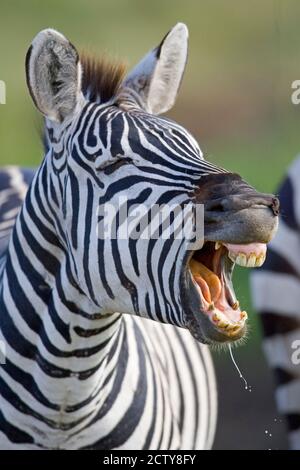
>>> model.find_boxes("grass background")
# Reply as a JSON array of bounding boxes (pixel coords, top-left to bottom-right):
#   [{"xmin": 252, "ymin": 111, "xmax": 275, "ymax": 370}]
[{"xmin": 0, "ymin": 0, "xmax": 299, "ymax": 448}]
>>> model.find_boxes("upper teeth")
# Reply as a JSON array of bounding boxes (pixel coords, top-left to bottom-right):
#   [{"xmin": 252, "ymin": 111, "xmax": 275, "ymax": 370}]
[
  {"xmin": 228, "ymin": 251, "xmax": 266, "ymax": 268},
  {"xmin": 214, "ymin": 242, "xmax": 266, "ymax": 267}
]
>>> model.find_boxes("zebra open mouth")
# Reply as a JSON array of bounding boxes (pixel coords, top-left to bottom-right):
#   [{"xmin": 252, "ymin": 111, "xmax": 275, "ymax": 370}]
[{"xmin": 184, "ymin": 241, "xmax": 267, "ymax": 342}]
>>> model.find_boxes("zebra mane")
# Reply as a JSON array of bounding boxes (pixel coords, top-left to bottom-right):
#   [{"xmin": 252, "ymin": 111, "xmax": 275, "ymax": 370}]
[
  {"xmin": 80, "ymin": 52, "xmax": 127, "ymax": 104},
  {"xmin": 42, "ymin": 52, "xmax": 126, "ymax": 151}
]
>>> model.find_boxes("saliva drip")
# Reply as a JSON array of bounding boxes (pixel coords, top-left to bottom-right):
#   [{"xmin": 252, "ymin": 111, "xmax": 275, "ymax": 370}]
[{"xmin": 228, "ymin": 343, "xmax": 252, "ymax": 392}]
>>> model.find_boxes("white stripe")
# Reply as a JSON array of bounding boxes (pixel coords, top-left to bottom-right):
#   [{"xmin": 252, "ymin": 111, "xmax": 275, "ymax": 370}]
[
  {"xmin": 269, "ymin": 220, "xmax": 300, "ymax": 276},
  {"xmin": 289, "ymin": 429, "xmax": 300, "ymax": 450},
  {"xmin": 200, "ymin": 344, "xmax": 217, "ymax": 449},
  {"xmin": 288, "ymin": 155, "xmax": 300, "ymax": 228},
  {"xmin": 252, "ymin": 272, "xmax": 300, "ymax": 317},
  {"xmin": 6, "ymin": 166, "xmax": 28, "ymax": 199},
  {"xmin": 263, "ymin": 331, "xmax": 300, "ymax": 373},
  {"xmin": 276, "ymin": 379, "xmax": 300, "ymax": 414}
]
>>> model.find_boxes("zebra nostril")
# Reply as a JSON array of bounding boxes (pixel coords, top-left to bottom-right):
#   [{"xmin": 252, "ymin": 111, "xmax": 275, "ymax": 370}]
[
  {"xmin": 210, "ymin": 203, "xmax": 225, "ymax": 212},
  {"xmin": 205, "ymin": 199, "xmax": 226, "ymax": 212},
  {"xmin": 271, "ymin": 197, "xmax": 280, "ymax": 216}
]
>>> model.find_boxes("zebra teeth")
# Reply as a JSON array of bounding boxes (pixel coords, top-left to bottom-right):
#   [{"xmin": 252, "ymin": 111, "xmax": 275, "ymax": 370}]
[
  {"xmin": 235, "ymin": 253, "xmax": 247, "ymax": 267},
  {"xmin": 229, "ymin": 251, "xmax": 266, "ymax": 268},
  {"xmin": 254, "ymin": 254, "xmax": 266, "ymax": 267},
  {"xmin": 247, "ymin": 254, "xmax": 257, "ymax": 268},
  {"xmin": 228, "ymin": 251, "xmax": 237, "ymax": 262},
  {"xmin": 240, "ymin": 311, "xmax": 248, "ymax": 320},
  {"xmin": 212, "ymin": 311, "xmax": 246, "ymax": 332}
]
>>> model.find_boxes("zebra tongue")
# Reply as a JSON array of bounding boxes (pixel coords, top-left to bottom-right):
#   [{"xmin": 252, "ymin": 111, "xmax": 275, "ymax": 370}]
[{"xmin": 190, "ymin": 259, "xmax": 222, "ymax": 303}]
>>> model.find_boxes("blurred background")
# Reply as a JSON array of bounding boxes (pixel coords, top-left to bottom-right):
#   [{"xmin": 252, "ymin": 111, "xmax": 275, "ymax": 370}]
[{"xmin": 1, "ymin": 0, "xmax": 299, "ymax": 449}]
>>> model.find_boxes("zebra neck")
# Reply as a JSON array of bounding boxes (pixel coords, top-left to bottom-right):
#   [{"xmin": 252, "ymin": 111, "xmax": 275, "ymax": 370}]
[{"xmin": 0, "ymin": 166, "xmax": 125, "ymax": 411}]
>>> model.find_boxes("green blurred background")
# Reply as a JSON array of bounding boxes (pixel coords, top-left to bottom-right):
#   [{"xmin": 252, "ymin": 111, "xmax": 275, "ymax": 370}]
[{"xmin": 1, "ymin": 0, "xmax": 299, "ymax": 449}]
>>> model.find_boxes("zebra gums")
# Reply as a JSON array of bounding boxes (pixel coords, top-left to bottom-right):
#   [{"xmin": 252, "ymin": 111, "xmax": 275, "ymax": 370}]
[
  {"xmin": 252, "ymin": 156, "xmax": 300, "ymax": 450},
  {"xmin": 0, "ymin": 24, "xmax": 279, "ymax": 450}
]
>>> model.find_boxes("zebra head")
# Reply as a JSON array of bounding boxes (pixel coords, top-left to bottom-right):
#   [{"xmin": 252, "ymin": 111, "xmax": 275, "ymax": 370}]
[{"xmin": 25, "ymin": 24, "xmax": 279, "ymax": 344}]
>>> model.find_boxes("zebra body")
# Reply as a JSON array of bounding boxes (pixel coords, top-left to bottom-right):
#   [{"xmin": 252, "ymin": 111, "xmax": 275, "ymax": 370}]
[
  {"xmin": 0, "ymin": 24, "xmax": 218, "ymax": 449},
  {"xmin": 252, "ymin": 156, "xmax": 300, "ymax": 450}
]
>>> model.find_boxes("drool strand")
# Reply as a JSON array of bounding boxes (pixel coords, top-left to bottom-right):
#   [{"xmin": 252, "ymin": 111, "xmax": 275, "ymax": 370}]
[{"xmin": 228, "ymin": 343, "xmax": 252, "ymax": 392}]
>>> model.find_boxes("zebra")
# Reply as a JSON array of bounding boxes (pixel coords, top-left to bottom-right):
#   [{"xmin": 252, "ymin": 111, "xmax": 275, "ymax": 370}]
[
  {"xmin": 0, "ymin": 23, "xmax": 279, "ymax": 450},
  {"xmin": 252, "ymin": 155, "xmax": 300, "ymax": 450}
]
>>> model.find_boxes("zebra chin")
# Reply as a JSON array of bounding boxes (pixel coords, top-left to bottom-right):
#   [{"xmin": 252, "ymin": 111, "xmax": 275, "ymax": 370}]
[{"xmin": 180, "ymin": 240, "xmax": 271, "ymax": 345}]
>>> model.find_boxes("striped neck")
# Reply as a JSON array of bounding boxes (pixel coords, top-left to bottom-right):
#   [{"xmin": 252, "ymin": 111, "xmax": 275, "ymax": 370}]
[{"xmin": 0, "ymin": 155, "xmax": 124, "ymax": 413}]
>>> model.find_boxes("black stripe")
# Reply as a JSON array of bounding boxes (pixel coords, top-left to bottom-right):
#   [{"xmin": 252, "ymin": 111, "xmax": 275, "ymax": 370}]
[
  {"xmin": 86, "ymin": 322, "xmax": 147, "ymax": 449},
  {"xmin": 19, "ymin": 210, "xmax": 60, "ymax": 277},
  {"xmin": 1, "ymin": 358, "xmax": 59, "ymax": 410},
  {"xmin": 286, "ymin": 414, "xmax": 300, "ymax": 432},
  {"xmin": 126, "ymin": 187, "xmax": 153, "ymax": 277},
  {"xmin": 261, "ymin": 248, "xmax": 300, "ymax": 280},
  {"xmin": 0, "ymin": 409, "xmax": 33, "ymax": 444},
  {"xmin": 163, "ymin": 332, "xmax": 184, "ymax": 435},
  {"xmin": 142, "ymin": 344, "xmax": 159, "ymax": 449},
  {"xmin": 74, "ymin": 314, "xmax": 120, "ymax": 338},
  {"xmin": 278, "ymin": 176, "xmax": 299, "ymax": 231},
  {"xmin": 83, "ymin": 178, "xmax": 98, "ymax": 305},
  {"xmin": 110, "ymin": 113, "xmax": 125, "ymax": 157},
  {"xmin": 174, "ymin": 328, "xmax": 199, "ymax": 449},
  {"xmin": 69, "ymin": 166, "xmax": 80, "ymax": 250},
  {"xmin": 274, "ymin": 367, "xmax": 296, "ymax": 386},
  {"xmin": 261, "ymin": 312, "xmax": 300, "ymax": 337}
]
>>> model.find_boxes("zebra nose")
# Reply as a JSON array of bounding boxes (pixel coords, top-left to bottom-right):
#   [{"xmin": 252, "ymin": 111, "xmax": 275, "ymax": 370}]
[
  {"xmin": 195, "ymin": 172, "xmax": 280, "ymax": 218},
  {"xmin": 205, "ymin": 194, "xmax": 280, "ymax": 216}
]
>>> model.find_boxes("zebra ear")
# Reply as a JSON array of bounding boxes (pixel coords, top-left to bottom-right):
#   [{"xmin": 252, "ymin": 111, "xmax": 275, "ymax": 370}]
[
  {"xmin": 119, "ymin": 23, "xmax": 188, "ymax": 115},
  {"xmin": 25, "ymin": 29, "xmax": 83, "ymax": 123}
]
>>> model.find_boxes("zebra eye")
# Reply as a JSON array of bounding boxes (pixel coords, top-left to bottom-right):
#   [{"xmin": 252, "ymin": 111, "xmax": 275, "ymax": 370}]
[
  {"xmin": 103, "ymin": 158, "xmax": 132, "ymax": 175},
  {"xmin": 95, "ymin": 155, "xmax": 133, "ymax": 175}
]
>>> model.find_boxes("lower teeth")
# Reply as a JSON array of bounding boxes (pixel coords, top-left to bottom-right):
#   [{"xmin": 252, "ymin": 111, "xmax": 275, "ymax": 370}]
[{"xmin": 212, "ymin": 310, "xmax": 247, "ymax": 331}]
